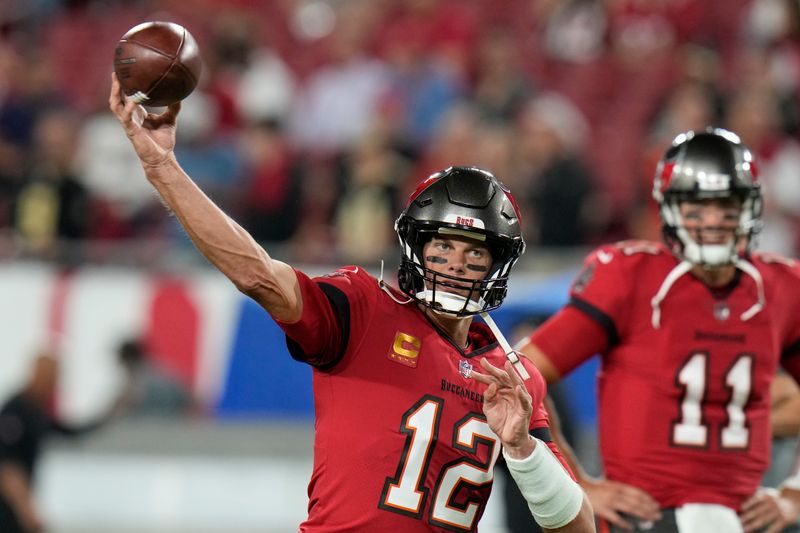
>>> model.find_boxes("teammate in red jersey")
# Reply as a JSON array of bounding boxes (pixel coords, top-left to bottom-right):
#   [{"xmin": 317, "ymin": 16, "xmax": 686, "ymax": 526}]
[
  {"xmin": 517, "ymin": 128, "xmax": 800, "ymax": 533},
  {"xmin": 108, "ymin": 74, "xmax": 594, "ymax": 532}
]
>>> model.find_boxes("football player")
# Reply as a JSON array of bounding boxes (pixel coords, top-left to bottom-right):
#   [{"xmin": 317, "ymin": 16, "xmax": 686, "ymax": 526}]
[
  {"xmin": 517, "ymin": 128, "xmax": 800, "ymax": 533},
  {"xmin": 108, "ymin": 73, "xmax": 594, "ymax": 532}
]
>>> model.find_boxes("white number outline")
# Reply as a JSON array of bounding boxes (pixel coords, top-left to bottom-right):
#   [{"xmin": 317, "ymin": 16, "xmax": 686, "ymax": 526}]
[
  {"xmin": 379, "ymin": 395, "xmax": 500, "ymax": 531},
  {"xmin": 671, "ymin": 352, "xmax": 754, "ymax": 449},
  {"xmin": 379, "ymin": 396, "xmax": 442, "ymax": 518}
]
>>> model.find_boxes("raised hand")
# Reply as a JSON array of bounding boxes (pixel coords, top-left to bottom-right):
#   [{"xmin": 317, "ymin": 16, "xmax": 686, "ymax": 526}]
[
  {"xmin": 471, "ymin": 358, "xmax": 535, "ymax": 459},
  {"xmin": 108, "ymin": 72, "xmax": 180, "ymax": 168}
]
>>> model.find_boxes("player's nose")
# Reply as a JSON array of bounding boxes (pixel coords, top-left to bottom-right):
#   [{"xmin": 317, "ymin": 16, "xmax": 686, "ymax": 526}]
[{"xmin": 448, "ymin": 251, "xmax": 468, "ymax": 272}]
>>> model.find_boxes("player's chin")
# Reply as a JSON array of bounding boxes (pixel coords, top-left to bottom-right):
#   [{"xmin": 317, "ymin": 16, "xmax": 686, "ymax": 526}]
[{"xmin": 439, "ymin": 286, "xmax": 479, "ymax": 301}]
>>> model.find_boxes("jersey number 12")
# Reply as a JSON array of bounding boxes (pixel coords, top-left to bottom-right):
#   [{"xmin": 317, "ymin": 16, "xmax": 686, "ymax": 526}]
[{"xmin": 379, "ymin": 395, "xmax": 501, "ymax": 530}]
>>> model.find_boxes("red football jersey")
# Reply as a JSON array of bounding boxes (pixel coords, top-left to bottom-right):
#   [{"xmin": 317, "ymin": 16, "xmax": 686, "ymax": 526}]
[
  {"xmin": 530, "ymin": 241, "xmax": 800, "ymax": 510},
  {"xmin": 277, "ymin": 266, "xmax": 552, "ymax": 532}
]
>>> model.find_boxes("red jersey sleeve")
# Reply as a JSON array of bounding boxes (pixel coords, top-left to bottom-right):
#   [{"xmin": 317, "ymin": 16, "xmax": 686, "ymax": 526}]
[
  {"xmin": 530, "ymin": 306, "xmax": 608, "ymax": 377},
  {"xmin": 528, "ymin": 244, "xmax": 633, "ymax": 376},
  {"xmin": 526, "ymin": 365, "xmax": 549, "ymax": 432},
  {"xmin": 566, "ymin": 244, "xmax": 632, "ymax": 332},
  {"xmin": 275, "ymin": 266, "xmax": 377, "ymax": 368}
]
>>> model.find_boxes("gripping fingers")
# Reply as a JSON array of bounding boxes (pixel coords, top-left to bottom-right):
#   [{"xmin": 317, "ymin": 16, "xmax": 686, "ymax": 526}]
[{"xmin": 145, "ymin": 101, "xmax": 181, "ymax": 129}]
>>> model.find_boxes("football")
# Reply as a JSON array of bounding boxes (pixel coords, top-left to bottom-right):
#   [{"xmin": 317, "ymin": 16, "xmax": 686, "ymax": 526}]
[{"xmin": 113, "ymin": 21, "xmax": 202, "ymax": 107}]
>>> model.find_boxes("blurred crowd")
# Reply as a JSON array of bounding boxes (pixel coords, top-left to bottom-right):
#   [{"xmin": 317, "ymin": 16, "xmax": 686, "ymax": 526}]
[{"xmin": 2, "ymin": 0, "xmax": 800, "ymax": 266}]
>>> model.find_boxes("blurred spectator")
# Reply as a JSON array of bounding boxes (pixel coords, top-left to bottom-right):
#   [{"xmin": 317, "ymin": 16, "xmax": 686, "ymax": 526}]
[
  {"xmin": 12, "ymin": 108, "xmax": 91, "ymax": 262},
  {"xmin": 238, "ymin": 119, "xmax": 303, "ymax": 244},
  {"xmin": 236, "ymin": 44, "xmax": 296, "ymax": 125},
  {"xmin": 203, "ymin": 8, "xmax": 297, "ymax": 133},
  {"xmin": 0, "ymin": 350, "xmax": 127, "ymax": 533},
  {"xmin": 0, "ymin": 50, "xmax": 64, "ymax": 150},
  {"xmin": 1, "ymin": 0, "xmax": 800, "ymax": 265},
  {"xmin": 743, "ymin": 0, "xmax": 800, "ymax": 120},
  {"xmin": 630, "ymin": 78, "xmax": 722, "ymax": 240},
  {"xmin": 406, "ymin": 103, "xmax": 482, "ymax": 195},
  {"xmin": 116, "ymin": 338, "xmax": 194, "ymax": 418},
  {"xmin": 514, "ymin": 93, "xmax": 605, "ymax": 247},
  {"xmin": 531, "ymin": 0, "xmax": 609, "ymax": 111},
  {"xmin": 468, "ymin": 26, "xmax": 536, "ymax": 125},
  {"xmin": 0, "ymin": 1, "xmax": 64, "ymax": 30},
  {"xmin": 378, "ymin": 8, "xmax": 466, "ymax": 155},
  {"xmin": 0, "ymin": 43, "xmax": 19, "ymax": 123},
  {"xmin": 289, "ymin": 1, "xmax": 390, "ymax": 152},
  {"xmin": 74, "ymin": 109, "xmax": 164, "ymax": 241},
  {"xmin": 725, "ymin": 85, "xmax": 800, "ymax": 257},
  {"xmin": 470, "ymin": 124, "xmax": 516, "ymax": 191},
  {"xmin": 377, "ymin": 0, "xmax": 479, "ymax": 75},
  {"xmin": 333, "ymin": 126, "xmax": 410, "ymax": 263},
  {"xmin": 0, "ymin": 139, "xmax": 25, "ymax": 235},
  {"xmin": 173, "ymin": 91, "xmax": 243, "ymax": 236},
  {"xmin": 201, "ymin": 10, "xmax": 254, "ymax": 134}
]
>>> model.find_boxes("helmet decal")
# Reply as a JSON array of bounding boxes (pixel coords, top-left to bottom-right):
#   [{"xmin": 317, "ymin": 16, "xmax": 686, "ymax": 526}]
[{"xmin": 441, "ymin": 213, "xmax": 486, "ymax": 229}]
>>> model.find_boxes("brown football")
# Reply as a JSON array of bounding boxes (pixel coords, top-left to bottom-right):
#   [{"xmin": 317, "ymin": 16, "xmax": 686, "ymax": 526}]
[{"xmin": 114, "ymin": 21, "xmax": 202, "ymax": 107}]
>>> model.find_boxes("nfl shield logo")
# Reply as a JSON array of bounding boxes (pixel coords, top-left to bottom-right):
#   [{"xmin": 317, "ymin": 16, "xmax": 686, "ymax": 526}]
[{"xmin": 458, "ymin": 360, "xmax": 473, "ymax": 379}]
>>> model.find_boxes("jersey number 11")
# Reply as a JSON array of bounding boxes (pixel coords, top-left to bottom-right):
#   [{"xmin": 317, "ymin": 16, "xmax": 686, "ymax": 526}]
[{"xmin": 672, "ymin": 352, "xmax": 753, "ymax": 449}]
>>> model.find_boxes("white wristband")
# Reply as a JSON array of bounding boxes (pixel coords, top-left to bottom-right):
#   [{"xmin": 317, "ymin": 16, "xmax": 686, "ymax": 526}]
[
  {"xmin": 503, "ymin": 437, "xmax": 584, "ymax": 529},
  {"xmin": 781, "ymin": 470, "xmax": 800, "ymax": 491}
]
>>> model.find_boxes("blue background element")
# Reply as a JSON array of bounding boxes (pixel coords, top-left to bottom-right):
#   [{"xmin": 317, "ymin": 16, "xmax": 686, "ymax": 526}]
[{"xmin": 216, "ymin": 298, "xmax": 314, "ymax": 418}]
